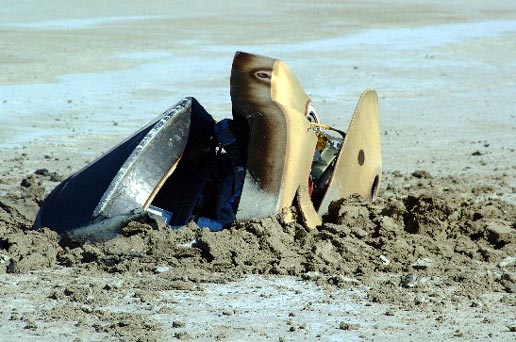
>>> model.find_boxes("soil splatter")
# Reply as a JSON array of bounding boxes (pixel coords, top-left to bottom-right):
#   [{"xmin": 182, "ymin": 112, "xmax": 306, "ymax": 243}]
[{"xmin": 1, "ymin": 170, "xmax": 515, "ymax": 312}]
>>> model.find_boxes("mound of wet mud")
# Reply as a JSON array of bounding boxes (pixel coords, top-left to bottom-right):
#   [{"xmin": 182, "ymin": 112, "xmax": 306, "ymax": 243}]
[{"xmin": 1, "ymin": 170, "xmax": 515, "ymax": 309}]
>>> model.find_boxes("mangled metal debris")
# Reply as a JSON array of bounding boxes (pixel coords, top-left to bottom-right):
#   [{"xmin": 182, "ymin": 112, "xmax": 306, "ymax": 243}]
[{"xmin": 34, "ymin": 51, "xmax": 382, "ymax": 239}]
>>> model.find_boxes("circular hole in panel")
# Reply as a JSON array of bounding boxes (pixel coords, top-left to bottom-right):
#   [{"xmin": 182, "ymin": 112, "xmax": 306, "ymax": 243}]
[
  {"xmin": 255, "ymin": 71, "xmax": 271, "ymax": 79},
  {"xmin": 358, "ymin": 149, "xmax": 365, "ymax": 166}
]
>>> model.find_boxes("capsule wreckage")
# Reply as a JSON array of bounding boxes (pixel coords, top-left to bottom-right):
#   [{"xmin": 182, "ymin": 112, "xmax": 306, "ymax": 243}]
[{"xmin": 34, "ymin": 52, "xmax": 382, "ymax": 240}]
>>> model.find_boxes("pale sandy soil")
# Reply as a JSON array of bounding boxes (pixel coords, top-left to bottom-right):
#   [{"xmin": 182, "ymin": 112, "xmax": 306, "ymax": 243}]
[{"xmin": 0, "ymin": 1, "xmax": 515, "ymax": 341}]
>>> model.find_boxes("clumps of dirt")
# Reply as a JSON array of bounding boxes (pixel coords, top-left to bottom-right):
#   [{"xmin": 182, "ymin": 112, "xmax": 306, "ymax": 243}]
[
  {"xmin": 1, "ymin": 170, "xmax": 515, "ymax": 310},
  {"xmin": 58, "ymin": 216, "xmax": 206, "ymax": 273},
  {"xmin": 0, "ymin": 175, "xmax": 43, "ymax": 232},
  {"xmin": 1, "ymin": 228, "xmax": 60, "ymax": 274},
  {"xmin": 0, "ymin": 167, "xmax": 63, "ymax": 233},
  {"xmin": 0, "ymin": 173, "xmax": 59, "ymax": 274},
  {"xmin": 34, "ymin": 168, "xmax": 64, "ymax": 182},
  {"xmin": 43, "ymin": 303, "xmax": 162, "ymax": 341}
]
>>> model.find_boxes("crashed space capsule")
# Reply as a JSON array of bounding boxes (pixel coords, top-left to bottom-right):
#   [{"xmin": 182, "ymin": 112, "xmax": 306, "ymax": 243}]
[{"xmin": 34, "ymin": 52, "xmax": 381, "ymax": 240}]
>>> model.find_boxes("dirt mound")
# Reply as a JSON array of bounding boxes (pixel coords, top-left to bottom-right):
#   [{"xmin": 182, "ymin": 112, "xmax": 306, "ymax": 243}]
[{"xmin": 1, "ymin": 170, "xmax": 515, "ymax": 310}]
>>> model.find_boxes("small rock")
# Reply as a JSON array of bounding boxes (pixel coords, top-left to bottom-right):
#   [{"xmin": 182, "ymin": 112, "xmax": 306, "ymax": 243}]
[
  {"xmin": 486, "ymin": 222, "xmax": 514, "ymax": 246},
  {"xmin": 327, "ymin": 274, "xmax": 360, "ymax": 286},
  {"xmin": 414, "ymin": 296, "xmax": 427, "ymax": 305},
  {"xmin": 481, "ymin": 317, "xmax": 494, "ymax": 324},
  {"xmin": 154, "ymin": 265, "xmax": 170, "ymax": 273},
  {"xmin": 24, "ymin": 319, "xmax": 38, "ymax": 330},
  {"xmin": 133, "ymin": 290, "xmax": 154, "ymax": 303},
  {"xmin": 339, "ymin": 321, "xmax": 359, "ymax": 330},
  {"xmin": 0, "ymin": 254, "xmax": 10, "ymax": 264},
  {"xmin": 301, "ymin": 272, "xmax": 322, "ymax": 281},
  {"xmin": 470, "ymin": 301, "xmax": 481, "ymax": 308},
  {"xmin": 20, "ymin": 176, "xmax": 40, "ymax": 188},
  {"xmin": 471, "ymin": 151, "xmax": 483, "ymax": 156},
  {"xmin": 411, "ymin": 258, "xmax": 434, "ymax": 270},
  {"xmin": 35, "ymin": 168, "xmax": 50, "ymax": 176},
  {"xmin": 174, "ymin": 332, "xmax": 189, "ymax": 339},
  {"xmin": 222, "ymin": 309, "xmax": 233, "ymax": 316},
  {"xmin": 48, "ymin": 291, "xmax": 64, "ymax": 300},
  {"xmin": 384, "ymin": 309, "xmax": 395, "ymax": 316},
  {"xmin": 49, "ymin": 172, "xmax": 63, "ymax": 182},
  {"xmin": 401, "ymin": 274, "xmax": 418, "ymax": 288},
  {"xmin": 500, "ymin": 273, "xmax": 516, "ymax": 293},
  {"xmin": 453, "ymin": 330, "xmax": 464, "ymax": 337},
  {"xmin": 499, "ymin": 257, "xmax": 516, "ymax": 268},
  {"xmin": 172, "ymin": 321, "xmax": 186, "ymax": 328},
  {"xmin": 471, "ymin": 185, "xmax": 494, "ymax": 194},
  {"xmin": 169, "ymin": 281, "xmax": 194, "ymax": 291},
  {"xmin": 379, "ymin": 255, "xmax": 390, "ymax": 265},
  {"xmin": 103, "ymin": 280, "xmax": 124, "ymax": 290},
  {"xmin": 351, "ymin": 227, "xmax": 367, "ymax": 239},
  {"xmin": 411, "ymin": 170, "xmax": 433, "ymax": 179}
]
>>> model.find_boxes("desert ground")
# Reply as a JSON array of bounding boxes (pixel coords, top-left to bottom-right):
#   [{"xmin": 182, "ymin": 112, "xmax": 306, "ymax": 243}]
[{"xmin": 0, "ymin": 1, "xmax": 515, "ymax": 341}]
